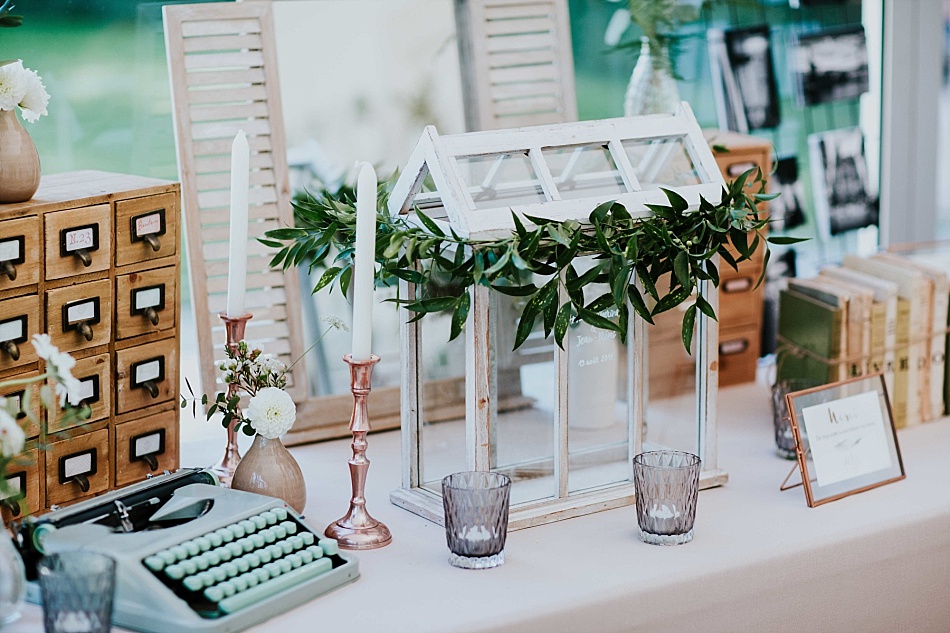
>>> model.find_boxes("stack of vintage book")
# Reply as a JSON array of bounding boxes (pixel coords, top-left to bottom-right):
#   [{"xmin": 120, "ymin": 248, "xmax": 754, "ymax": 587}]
[{"xmin": 777, "ymin": 252, "xmax": 950, "ymax": 428}]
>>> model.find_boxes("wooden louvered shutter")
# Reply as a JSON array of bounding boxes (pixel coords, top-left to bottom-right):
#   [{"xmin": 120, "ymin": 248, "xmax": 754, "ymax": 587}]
[
  {"xmin": 163, "ymin": 2, "xmax": 308, "ymax": 400},
  {"xmin": 455, "ymin": 0, "xmax": 578, "ymax": 131}
]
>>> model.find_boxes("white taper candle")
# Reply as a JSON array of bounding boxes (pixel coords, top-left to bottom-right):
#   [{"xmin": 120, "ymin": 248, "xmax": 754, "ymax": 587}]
[
  {"xmin": 226, "ymin": 130, "xmax": 250, "ymax": 318},
  {"xmin": 351, "ymin": 162, "xmax": 378, "ymax": 360}
]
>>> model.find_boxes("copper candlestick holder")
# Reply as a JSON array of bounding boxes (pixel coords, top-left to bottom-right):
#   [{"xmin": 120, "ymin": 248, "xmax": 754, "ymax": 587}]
[
  {"xmin": 325, "ymin": 354, "xmax": 392, "ymax": 549},
  {"xmin": 210, "ymin": 312, "xmax": 252, "ymax": 487}
]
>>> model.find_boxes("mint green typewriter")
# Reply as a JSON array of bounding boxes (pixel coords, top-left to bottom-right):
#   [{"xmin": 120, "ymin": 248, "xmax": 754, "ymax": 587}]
[{"xmin": 13, "ymin": 469, "xmax": 359, "ymax": 633}]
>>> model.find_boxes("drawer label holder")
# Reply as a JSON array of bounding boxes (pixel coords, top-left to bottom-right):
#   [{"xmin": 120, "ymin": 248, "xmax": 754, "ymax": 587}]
[
  {"xmin": 2, "ymin": 471, "xmax": 26, "ymax": 516},
  {"xmin": 131, "ymin": 357, "xmax": 165, "ymax": 398},
  {"xmin": 0, "ymin": 235, "xmax": 24, "ymax": 281},
  {"xmin": 130, "ymin": 428, "xmax": 166, "ymax": 471},
  {"xmin": 60, "ymin": 224, "xmax": 100, "ymax": 267},
  {"xmin": 130, "ymin": 209, "xmax": 166, "ymax": 252},
  {"xmin": 0, "ymin": 315, "xmax": 27, "ymax": 361},
  {"xmin": 59, "ymin": 448, "xmax": 97, "ymax": 493},
  {"xmin": 131, "ymin": 284, "xmax": 165, "ymax": 326},
  {"xmin": 62, "ymin": 297, "xmax": 101, "ymax": 342}
]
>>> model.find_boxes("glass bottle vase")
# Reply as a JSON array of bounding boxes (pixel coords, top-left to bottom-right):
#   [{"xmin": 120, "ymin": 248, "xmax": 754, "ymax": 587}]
[
  {"xmin": 624, "ymin": 37, "xmax": 682, "ymax": 117},
  {"xmin": 0, "ymin": 531, "xmax": 26, "ymax": 629}
]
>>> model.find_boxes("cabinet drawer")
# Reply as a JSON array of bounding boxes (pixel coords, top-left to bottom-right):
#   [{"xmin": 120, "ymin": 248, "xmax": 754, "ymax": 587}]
[
  {"xmin": 46, "ymin": 279, "xmax": 113, "ymax": 353},
  {"xmin": 49, "ymin": 353, "xmax": 111, "ymax": 433},
  {"xmin": 2, "ymin": 447, "xmax": 42, "ymax": 524},
  {"xmin": 0, "ymin": 216, "xmax": 40, "ymax": 291},
  {"xmin": 115, "ymin": 267, "xmax": 177, "ymax": 339},
  {"xmin": 0, "ymin": 294, "xmax": 40, "ymax": 372},
  {"xmin": 45, "ymin": 428, "xmax": 110, "ymax": 506},
  {"xmin": 718, "ymin": 269, "xmax": 765, "ymax": 327},
  {"xmin": 44, "ymin": 204, "xmax": 112, "ymax": 280},
  {"xmin": 115, "ymin": 193, "xmax": 178, "ymax": 267},
  {"xmin": 0, "ymin": 372, "xmax": 41, "ymax": 439},
  {"xmin": 115, "ymin": 338, "xmax": 179, "ymax": 413},
  {"xmin": 719, "ymin": 324, "xmax": 761, "ymax": 387},
  {"xmin": 114, "ymin": 411, "xmax": 179, "ymax": 487}
]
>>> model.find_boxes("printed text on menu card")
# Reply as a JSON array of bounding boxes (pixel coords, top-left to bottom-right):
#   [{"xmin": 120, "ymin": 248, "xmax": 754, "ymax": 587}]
[{"xmin": 801, "ymin": 391, "xmax": 893, "ymax": 487}]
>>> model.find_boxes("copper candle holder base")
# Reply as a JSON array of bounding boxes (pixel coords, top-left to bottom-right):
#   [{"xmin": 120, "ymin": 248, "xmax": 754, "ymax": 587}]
[
  {"xmin": 325, "ymin": 354, "xmax": 392, "ymax": 550},
  {"xmin": 211, "ymin": 312, "xmax": 252, "ymax": 487}
]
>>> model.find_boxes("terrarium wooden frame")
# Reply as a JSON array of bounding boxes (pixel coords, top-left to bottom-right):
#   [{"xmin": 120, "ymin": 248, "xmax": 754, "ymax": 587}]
[{"xmin": 387, "ymin": 104, "xmax": 729, "ymax": 529}]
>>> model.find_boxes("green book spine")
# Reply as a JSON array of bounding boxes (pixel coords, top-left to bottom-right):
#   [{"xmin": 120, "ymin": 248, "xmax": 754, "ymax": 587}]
[{"xmin": 777, "ymin": 289, "xmax": 843, "ymax": 384}]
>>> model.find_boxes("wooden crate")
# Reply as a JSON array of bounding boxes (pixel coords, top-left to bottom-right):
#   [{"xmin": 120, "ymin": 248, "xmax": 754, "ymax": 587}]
[{"xmin": 0, "ymin": 171, "xmax": 181, "ymax": 521}]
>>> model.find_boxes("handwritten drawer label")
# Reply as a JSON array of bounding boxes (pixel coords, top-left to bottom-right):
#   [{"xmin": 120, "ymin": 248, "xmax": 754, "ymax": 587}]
[
  {"xmin": 60, "ymin": 224, "xmax": 99, "ymax": 252},
  {"xmin": 723, "ymin": 277, "xmax": 753, "ymax": 293},
  {"xmin": 134, "ymin": 358, "xmax": 164, "ymax": 384},
  {"xmin": 131, "ymin": 209, "xmax": 166, "ymax": 241},
  {"xmin": 0, "ymin": 317, "xmax": 26, "ymax": 343},
  {"xmin": 2, "ymin": 472, "xmax": 24, "ymax": 501},
  {"xmin": 719, "ymin": 339, "xmax": 749, "ymax": 356},
  {"xmin": 60, "ymin": 449, "xmax": 97, "ymax": 481},
  {"xmin": 0, "ymin": 237, "xmax": 23, "ymax": 263},
  {"xmin": 134, "ymin": 286, "xmax": 164, "ymax": 311},
  {"xmin": 133, "ymin": 430, "xmax": 165, "ymax": 458}
]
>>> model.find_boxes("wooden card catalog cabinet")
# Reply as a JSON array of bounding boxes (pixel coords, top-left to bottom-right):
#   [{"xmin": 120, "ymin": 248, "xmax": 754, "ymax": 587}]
[
  {"xmin": 0, "ymin": 171, "xmax": 182, "ymax": 521},
  {"xmin": 387, "ymin": 105, "xmax": 727, "ymax": 529}
]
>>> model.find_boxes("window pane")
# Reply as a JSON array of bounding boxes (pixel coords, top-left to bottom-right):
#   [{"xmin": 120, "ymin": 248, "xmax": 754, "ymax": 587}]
[
  {"xmin": 622, "ymin": 136, "xmax": 702, "ymax": 190},
  {"xmin": 541, "ymin": 144, "xmax": 627, "ymax": 200},
  {"xmin": 566, "ymin": 256, "xmax": 630, "ymax": 494},
  {"xmin": 453, "ymin": 153, "xmax": 547, "ymax": 210}
]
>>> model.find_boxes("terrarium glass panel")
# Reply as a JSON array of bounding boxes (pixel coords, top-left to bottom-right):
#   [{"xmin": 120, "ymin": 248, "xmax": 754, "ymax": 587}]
[
  {"xmin": 565, "ymin": 259, "xmax": 631, "ymax": 494},
  {"xmin": 622, "ymin": 136, "xmax": 703, "ymax": 191},
  {"xmin": 418, "ymin": 304, "xmax": 468, "ymax": 496},
  {"xmin": 540, "ymin": 144, "xmax": 628, "ymax": 201},
  {"xmin": 642, "ymin": 303, "xmax": 700, "ymax": 456},
  {"xmin": 490, "ymin": 291, "xmax": 558, "ymax": 506},
  {"xmin": 453, "ymin": 153, "xmax": 548, "ymax": 210}
]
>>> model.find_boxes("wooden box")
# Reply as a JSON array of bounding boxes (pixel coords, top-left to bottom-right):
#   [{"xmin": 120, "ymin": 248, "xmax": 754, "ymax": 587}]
[{"xmin": 0, "ymin": 171, "xmax": 181, "ymax": 521}]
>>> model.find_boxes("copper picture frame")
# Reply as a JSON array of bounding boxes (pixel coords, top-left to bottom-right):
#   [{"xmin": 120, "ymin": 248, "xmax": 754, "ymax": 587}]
[{"xmin": 785, "ymin": 373, "xmax": 905, "ymax": 507}]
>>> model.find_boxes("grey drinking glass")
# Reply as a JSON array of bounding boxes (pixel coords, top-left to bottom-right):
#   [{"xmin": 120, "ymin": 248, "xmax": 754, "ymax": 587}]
[
  {"xmin": 633, "ymin": 451, "xmax": 701, "ymax": 545},
  {"xmin": 771, "ymin": 379, "xmax": 820, "ymax": 459},
  {"xmin": 38, "ymin": 551, "xmax": 116, "ymax": 633},
  {"xmin": 442, "ymin": 471, "xmax": 511, "ymax": 569}
]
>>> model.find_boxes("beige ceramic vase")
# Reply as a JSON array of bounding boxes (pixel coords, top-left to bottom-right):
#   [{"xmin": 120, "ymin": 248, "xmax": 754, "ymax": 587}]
[
  {"xmin": 0, "ymin": 109, "xmax": 41, "ymax": 204},
  {"xmin": 231, "ymin": 434, "xmax": 307, "ymax": 513}
]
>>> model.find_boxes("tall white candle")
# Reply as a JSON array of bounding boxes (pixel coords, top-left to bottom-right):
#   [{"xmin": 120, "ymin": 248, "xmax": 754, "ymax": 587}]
[
  {"xmin": 226, "ymin": 130, "xmax": 249, "ymax": 318},
  {"xmin": 351, "ymin": 162, "xmax": 377, "ymax": 360}
]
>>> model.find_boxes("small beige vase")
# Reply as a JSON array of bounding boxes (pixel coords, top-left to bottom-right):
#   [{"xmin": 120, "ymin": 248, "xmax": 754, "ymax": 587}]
[
  {"xmin": 0, "ymin": 109, "xmax": 41, "ymax": 204},
  {"xmin": 230, "ymin": 434, "xmax": 307, "ymax": 513}
]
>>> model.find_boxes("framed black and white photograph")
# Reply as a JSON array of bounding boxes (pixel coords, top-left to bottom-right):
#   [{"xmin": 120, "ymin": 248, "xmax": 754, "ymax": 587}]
[
  {"xmin": 809, "ymin": 127, "xmax": 878, "ymax": 238},
  {"xmin": 769, "ymin": 156, "xmax": 807, "ymax": 231},
  {"xmin": 707, "ymin": 28, "xmax": 748, "ymax": 133},
  {"xmin": 724, "ymin": 25, "xmax": 781, "ymax": 130},
  {"xmin": 792, "ymin": 25, "xmax": 869, "ymax": 106}
]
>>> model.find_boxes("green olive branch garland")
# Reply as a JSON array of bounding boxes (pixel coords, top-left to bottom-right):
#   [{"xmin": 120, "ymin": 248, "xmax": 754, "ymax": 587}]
[{"xmin": 263, "ymin": 168, "xmax": 805, "ymax": 353}]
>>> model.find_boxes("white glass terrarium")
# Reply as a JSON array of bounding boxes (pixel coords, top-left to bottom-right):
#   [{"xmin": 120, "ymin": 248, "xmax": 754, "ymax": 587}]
[{"xmin": 388, "ymin": 103, "xmax": 729, "ymax": 529}]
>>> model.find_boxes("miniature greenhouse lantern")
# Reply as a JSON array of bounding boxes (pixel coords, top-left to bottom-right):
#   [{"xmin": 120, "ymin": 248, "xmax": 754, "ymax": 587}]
[{"xmin": 388, "ymin": 103, "xmax": 729, "ymax": 529}]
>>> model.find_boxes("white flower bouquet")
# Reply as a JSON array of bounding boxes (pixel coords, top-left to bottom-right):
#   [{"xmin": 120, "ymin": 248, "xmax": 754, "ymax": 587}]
[
  {"xmin": 0, "ymin": 334, "xmax": 88, "ymax": 498},
  {"xmin": 0, "ymin": 59, "xmax": 49, "ymax": 123},
  {"xmin": 183, "ymin": 341, "xmax": 296, "ymax": 439}
]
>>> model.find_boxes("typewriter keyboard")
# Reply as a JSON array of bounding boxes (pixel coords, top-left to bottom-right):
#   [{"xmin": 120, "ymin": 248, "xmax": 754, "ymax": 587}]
[{"xmin": 142, "ymin": 507, "xmax": 345, "ymax": 617}]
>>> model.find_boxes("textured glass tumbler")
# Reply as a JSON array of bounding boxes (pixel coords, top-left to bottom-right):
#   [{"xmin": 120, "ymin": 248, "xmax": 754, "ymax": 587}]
[
  {"xmin": 38, "ymin": 552, "xmax": 116, "ymax": 633},
  {"xmin": 633, "ymin": 451, "xmax": 701, "ymax": 545},
  {"xmin": 771, "ymin": 380, "xmax": 819, "ymax": 459},
  {"xmin": 442, "ymin": 471, "xmax": 511, "ymax": 569}
]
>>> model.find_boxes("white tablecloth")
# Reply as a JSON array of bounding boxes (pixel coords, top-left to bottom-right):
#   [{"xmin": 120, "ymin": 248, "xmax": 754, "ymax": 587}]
[{"xmin": 10, "ymin": 384, "xmax": 950, "ymax": 633}]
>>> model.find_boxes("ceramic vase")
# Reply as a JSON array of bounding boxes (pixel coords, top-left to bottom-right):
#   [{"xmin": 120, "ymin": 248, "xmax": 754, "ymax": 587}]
[
  {"xmin": 231, "ymin": 434, "xmax": 307, "ymax": 513},
  {"xmin": 0, "ymin": 532, "xmax": 26, "ymax": 629},
  {"xmin": 0, "ymin": 109, "xmax": 41, "ymax": 204},
  {"xmin": 624, "ymin": 37, "xmax": 681, "ymax": 117}
]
